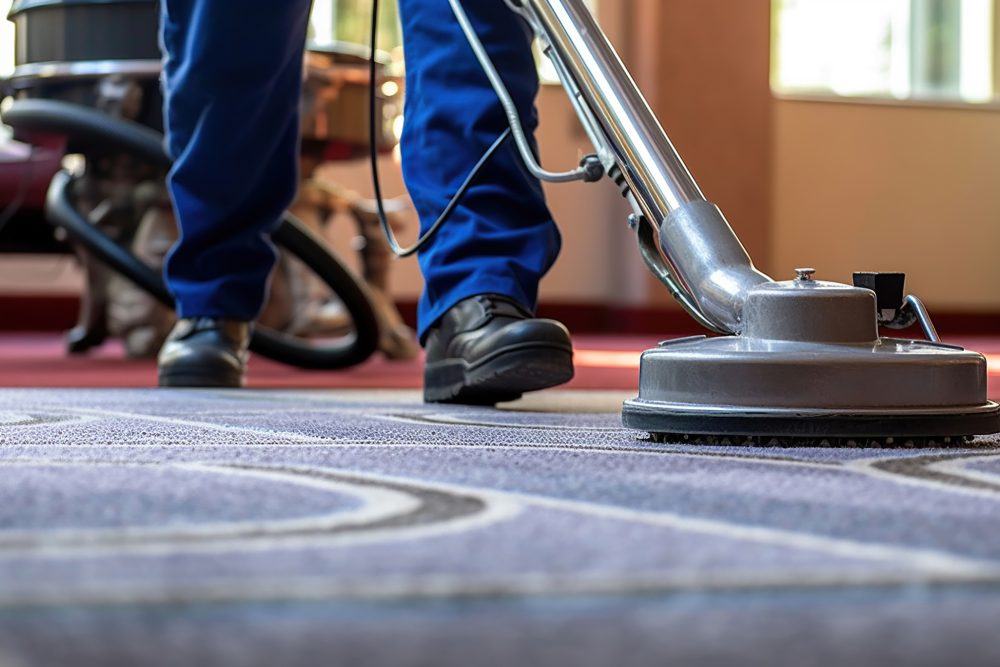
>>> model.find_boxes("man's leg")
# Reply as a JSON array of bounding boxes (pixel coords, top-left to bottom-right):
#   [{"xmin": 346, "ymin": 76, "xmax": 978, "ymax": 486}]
[
  {"xmin": 399, "ymin": 0, "xmax": 574, "ymax": 404},
  {"xmin": 157, "ymin": 0, "xmax": 312, "ymax": 387}
]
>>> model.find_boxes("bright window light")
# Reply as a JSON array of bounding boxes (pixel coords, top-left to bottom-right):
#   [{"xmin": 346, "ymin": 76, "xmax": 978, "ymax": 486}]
[
  {"xmin": 961, "ymin": 0, "xmax": 993, "ymax": 101},
  {"xmin": 309, "ymin": 0, "xmax": 401, "ymax": 51},
  {"xmin": 773, "ymin": 0, "xmax": 995, "ymax": 103},
  {"xmin": 1, "ymin": 0, "xmax": 14, "ymax": 79},
  {"xmin": 1, "ymin": 0, "xmax": 14, "ymax": 143}
]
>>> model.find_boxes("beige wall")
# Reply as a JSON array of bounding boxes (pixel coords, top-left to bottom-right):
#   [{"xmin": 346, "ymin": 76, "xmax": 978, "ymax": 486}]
[
  {"xmin": 772, "ymin": 98, "xmax": 1000, "ymax": 309},
  {"xmin": 636, "ymin": 0, "xmax": 774, "ymax": 306},
  {"xmin": 647, "ymin": 0, "xmax": 1000, "ymax": 314}
]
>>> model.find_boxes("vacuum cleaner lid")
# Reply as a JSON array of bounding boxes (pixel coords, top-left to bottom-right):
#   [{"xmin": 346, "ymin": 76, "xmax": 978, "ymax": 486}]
[{"xmin": 9, "ymin": 0, "xmax": 161, "ymax": 74}]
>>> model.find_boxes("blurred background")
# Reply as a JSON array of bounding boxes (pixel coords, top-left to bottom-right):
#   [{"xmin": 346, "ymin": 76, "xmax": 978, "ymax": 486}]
[{"xmin": 1, "ymin": 0, "xmax": 998, "ymax": 352}]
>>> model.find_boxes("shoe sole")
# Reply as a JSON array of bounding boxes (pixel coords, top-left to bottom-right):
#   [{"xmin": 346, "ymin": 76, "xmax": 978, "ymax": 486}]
[
  {"xmin": 158, "ymin": 369, "xmax": 245, "ymax": 388},
  {"xmin": 424, "ymin": 343, "xmax": 574, "ymax": 405}
]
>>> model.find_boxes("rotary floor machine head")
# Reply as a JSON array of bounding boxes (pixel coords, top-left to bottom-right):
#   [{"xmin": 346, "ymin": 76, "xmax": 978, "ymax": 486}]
[
  {"xmin": 622, "ymin": 270, "xmax": 998, "ymax": 447},
  {"xmin": 460, "ymin": 0, "xmax": 1000, "ymax": 445}
]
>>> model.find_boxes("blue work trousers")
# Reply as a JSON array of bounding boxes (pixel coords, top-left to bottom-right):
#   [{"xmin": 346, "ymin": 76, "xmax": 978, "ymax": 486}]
[{"xmin": 160, "ymin": 0, "xmax": 561, "ymax": 340}]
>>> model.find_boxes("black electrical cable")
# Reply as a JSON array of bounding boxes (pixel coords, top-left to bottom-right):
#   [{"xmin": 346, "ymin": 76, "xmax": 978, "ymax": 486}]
[{"xmin": 368, "ymin": 0, "xmax": 511, "ymax": 258}]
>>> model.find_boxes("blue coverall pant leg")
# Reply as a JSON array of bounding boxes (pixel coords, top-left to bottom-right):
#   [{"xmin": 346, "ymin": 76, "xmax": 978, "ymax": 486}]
[
  {"xmin": 396, "ymin": 0, "xmax": 561, "ymax": 340},
  {"xmin": 160, "ymin": 0, "xmax": 561, "ymax": 340},
  {"xmin": 160, "ymin": 0, "xmax": 313, "ymax": 321}
]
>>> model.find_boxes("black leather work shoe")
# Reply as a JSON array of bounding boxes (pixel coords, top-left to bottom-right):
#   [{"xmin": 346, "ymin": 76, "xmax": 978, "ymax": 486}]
[
  {"xmin": 157, "ymin": 318, "xmax": 251, "ymax": 388},
  {"xmin": 423, "ymin": 294, "xmax": 574, "ymax": 405}
]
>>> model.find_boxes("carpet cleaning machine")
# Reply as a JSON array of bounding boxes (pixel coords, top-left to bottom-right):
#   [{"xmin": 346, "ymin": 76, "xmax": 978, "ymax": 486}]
[
  {"xmin": 4, "ymin": 0, "xmax": 998, "ymax": 445},
  {"xmin": 432, "ymin": 0, "xmax": 1000, "ymax": 445}
]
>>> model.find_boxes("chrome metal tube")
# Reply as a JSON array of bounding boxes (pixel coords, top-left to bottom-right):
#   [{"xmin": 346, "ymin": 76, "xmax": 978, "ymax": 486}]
[
  {"xmin": 521, "ymin": 0, "xmax": 772, "ymax": 332},
  {"xmin": 904, "ymin": 294, "xmax": 942, "ymax": 343}
]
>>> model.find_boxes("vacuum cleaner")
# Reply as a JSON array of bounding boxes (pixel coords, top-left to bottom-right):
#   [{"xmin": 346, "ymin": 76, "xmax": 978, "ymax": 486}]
[
  {"xmin": 438, "ymin": 0, "xmax": 1000, "ymax": 445},
  {"xmin": 1, "ymin": 0, "xmax": 381, "ymax": 370}
]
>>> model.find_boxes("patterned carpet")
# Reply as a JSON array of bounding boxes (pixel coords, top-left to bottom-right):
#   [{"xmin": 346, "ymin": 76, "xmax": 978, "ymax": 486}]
[{"xmin": 1, "ymin": 388, "xmax": 1000, "ymax": 666}]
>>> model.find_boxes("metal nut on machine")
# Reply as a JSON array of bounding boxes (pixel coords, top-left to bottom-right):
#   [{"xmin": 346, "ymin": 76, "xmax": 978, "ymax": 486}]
[{"xmin": 794, "ymin": 268, "xmax": 816, "ymax": 282}]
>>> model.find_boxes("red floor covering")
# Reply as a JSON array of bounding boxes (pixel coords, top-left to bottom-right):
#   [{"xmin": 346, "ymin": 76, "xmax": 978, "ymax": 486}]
[
  {"xmin": 0, "ymin": 333, "xmax": 664, "ymax": 390},
  {"xmin": 4, "ymin": 333, "xmax": 1000, "ymax": 398}
]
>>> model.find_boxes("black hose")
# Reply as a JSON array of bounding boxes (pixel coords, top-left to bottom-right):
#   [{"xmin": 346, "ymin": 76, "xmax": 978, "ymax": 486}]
[
  {"xmin": 367, "ymin": 0, "xmax": 511, "ymax": 257},
  {"xmin": 10, "ymin": 98, "xmax": 381, "ymax": 370},
  {"xmin": 46, "ymin": 171, "xmax": 173, "ymax": 304},
  {"xmin": 46, "ymin": 171, "xmax": 379, "ymax": 369},
  {"xmin": 3, "ymin": 98, "xmax": 171, "ymax": 168}
]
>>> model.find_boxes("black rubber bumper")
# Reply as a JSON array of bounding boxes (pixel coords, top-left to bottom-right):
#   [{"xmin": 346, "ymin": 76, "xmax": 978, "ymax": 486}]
[{"xmin": 622, "ymin": 399, "xmax": 1000, "ymax": 444}]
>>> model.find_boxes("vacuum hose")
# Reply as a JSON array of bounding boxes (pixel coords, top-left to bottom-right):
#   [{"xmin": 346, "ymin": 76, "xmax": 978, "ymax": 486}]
[{"xmin": 3, "ymin": 98, "xmax": 380, "ymax": 369}]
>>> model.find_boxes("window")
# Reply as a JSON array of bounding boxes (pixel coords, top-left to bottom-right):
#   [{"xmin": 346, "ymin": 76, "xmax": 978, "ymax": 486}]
[
  {"xmin": 1, "ymin": 0, "xmax": 13, "ymax": 142},
  {"xmin": 772, "ymin": 0, "xmax": 995, "ymax": 103},
  {"xmin": 309, "ymin": 0, "xmax": 402, "ymax": 53},
  {"xmin": 1, "ymin": 0, "xmax": 13, "ymax": 79}
]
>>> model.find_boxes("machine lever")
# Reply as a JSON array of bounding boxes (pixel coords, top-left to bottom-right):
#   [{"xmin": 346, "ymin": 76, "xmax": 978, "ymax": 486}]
[
  {"xmin": 853, "ymin": 273, "xmax": 941, "ymax": 342},
  {"xmin": 853, "ymin": 272, "xmax": 906, "ymax": 313}
]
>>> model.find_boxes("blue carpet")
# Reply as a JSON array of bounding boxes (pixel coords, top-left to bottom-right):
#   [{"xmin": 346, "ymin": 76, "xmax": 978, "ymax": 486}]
[{"xmin": 0, "ymin": 388, "xmax": 999, "ymax": 666}]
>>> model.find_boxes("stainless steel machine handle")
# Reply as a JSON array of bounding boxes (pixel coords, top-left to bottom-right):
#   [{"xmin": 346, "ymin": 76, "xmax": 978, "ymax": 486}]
[{"xmin": 515, "ymin": 0, "xmax": 774, "ymax": 333}]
